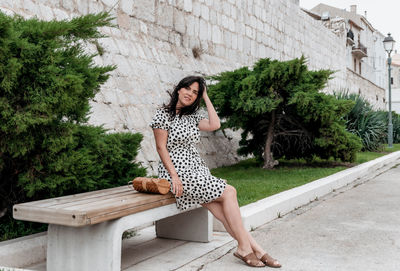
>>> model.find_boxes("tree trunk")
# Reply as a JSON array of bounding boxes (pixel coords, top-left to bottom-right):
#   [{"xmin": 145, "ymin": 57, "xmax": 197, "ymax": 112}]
[{"xmin": 263, "ymin": 110, "xmax": 279, "ymax": 169}]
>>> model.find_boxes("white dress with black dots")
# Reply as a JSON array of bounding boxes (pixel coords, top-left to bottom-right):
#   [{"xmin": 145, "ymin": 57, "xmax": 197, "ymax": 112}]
[{"xmin": 150, "ymin": 107, "xmax": 227, "ymax": 211}]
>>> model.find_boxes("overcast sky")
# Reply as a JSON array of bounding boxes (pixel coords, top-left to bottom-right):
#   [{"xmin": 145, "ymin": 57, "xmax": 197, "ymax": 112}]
[{"xmin": 299, "ymin": 0, "xmax": 400, "ymax": 53}]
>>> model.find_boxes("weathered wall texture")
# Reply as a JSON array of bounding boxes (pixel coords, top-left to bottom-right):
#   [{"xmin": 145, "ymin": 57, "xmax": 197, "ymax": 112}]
[
  {"xmin": 346, "ymin": 68, "xmax": 386, "ymax": 109},
  {"xmin": 1, "ymin": 0, "xmax": 351, "ymax": 175}
]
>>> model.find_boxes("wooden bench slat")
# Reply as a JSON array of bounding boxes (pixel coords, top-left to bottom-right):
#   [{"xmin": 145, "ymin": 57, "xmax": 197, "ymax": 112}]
[
  {"xmin": 88, "ymin": 197, "xmax": 177, "ymax": 225},
  {"xmin": 83, "ymin": 193, "xmax": 175, "ymax": 218},
  {"xmin": 61, "ymin": 191, "xmax": 170, "ymax": 212},
  {"xmin": 13, "ymin": 205, "xmax": 89, "ymax": 226},
  {"xmin": 27, "ymin": 186, "xmax": 130, "ymax": 208},
  {"xmin": 45, "ymin": 190, "xmax": 141, "ymax": 209}
]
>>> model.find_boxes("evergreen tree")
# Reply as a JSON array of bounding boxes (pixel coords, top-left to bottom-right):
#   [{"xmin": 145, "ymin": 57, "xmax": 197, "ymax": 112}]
[
  {"xmin": 0, "ymin": 12, "xmax": 145, "ymax": 240},
  {"xmin": 207, "ymin": 56, "xmax": 362, "ymax": 168}
]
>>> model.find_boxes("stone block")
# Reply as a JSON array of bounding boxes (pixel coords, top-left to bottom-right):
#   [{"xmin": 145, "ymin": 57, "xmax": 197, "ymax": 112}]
[
  {"xmin": 53, "ymin": 7, "xmax": 69, "ymax": 20},
  {"xmin": 24, "ymin": 0, "xmax": 39, "ymax": 16},
  {"xmin": 237, "ymin": 34, "xmax": 243, "ymax": 51},
  {"xmin": 185, "ymin": 14, "xmax": 195, "ymax": 36},
  {"xmin": 222, "ymin": 1, "xmax": 230, "ymax": 16},
  {"xmin": 120, "ymin": 0, "xmax": 133, "ymax": 14},
  {"xmin": 173, "ymin": 9, "xmax": 186, "ymax": 33},
  {"xmin": 228, "ymin": 17, "xmax": 235, "ymax": 32},
  {"xmin": 199, "ymin": 18, "xmax": 208, "ymax": 41},
  {"xmin": 38, "ymin": 4, "xmax": 54, "ymax": 21},
  {"xmin": 223, "ymin": 29, "xmax": 231, "ymax": 47},
  {"xmin": 245, "ymin": 25, "xmax": 253, "ymax": 38},
  {"xmin": 184, "ymin": 0, "xmax": 192, "ymax": 12},
  {"xmin": 212, "ymin": 25, "xmax": 222, "ymax": 44},
  {"xmin": 76, "ymin": 0, "xmax": 89, "ymax": 14},
  {"xmin": 231, "ymin": 5, "xmax": 237, "ymax": 19},
  {"xmin": 117, "ymin": 11, "xmax": 130, "ymax": 29},
  {"xmin": 88, "ymin": 0, "xmax": 104, "ymax": 15},
  {"xmin": 192, "ymin": 1, "xmax": 201, "ymax": 17},
  {"xmin": 209, "ymin": 9, "xmax": 217, "ymax": 24},
  {"xmin": 62, "ymin": 0, "xmax": 75, "ymax": 12},
  {"xmin": 157, "ymin": 3, "xmax": 173, "ymax": 28},
  {"xmin": 221, "ymin": 14, "xmax": 228, "ymax": 29},
  {"xmin": 201, "ymin": 4, "xmax": 209, "ymax": 20},
  {"xmin": 101, "ymin": 0, "xmax": 118, "ymax": 8},
  {"xmin": 231, "ymin": 33, "xmax": 238, "ymax": 50},
  {"xmin": 133, "ymin": 0, "xmax": 156, "ymax": 23}
]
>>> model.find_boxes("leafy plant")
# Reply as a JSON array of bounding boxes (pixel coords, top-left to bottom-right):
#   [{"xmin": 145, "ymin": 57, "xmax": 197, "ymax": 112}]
[
  {"xmin": 207, "ymin": 56, "xmax": 361, "ymax": 168},
  {"xmin": 335, "ymin": 92, "xmax": 387, "ymax": 151},
  {"xmin": 0, "ymin": 12, "xmax": 145, "ymax": 240}
]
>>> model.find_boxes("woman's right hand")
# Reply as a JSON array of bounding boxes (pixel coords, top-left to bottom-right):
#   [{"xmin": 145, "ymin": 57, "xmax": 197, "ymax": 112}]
[{"xmin": 171, "ymin": 175, "xmax": 183, "ymax": 197}]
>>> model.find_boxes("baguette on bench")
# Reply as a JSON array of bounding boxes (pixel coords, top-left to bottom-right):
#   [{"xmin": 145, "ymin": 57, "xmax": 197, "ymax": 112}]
[{"xmin": 129, "ymin": 177, "xmax": 171, "ymax": 195}]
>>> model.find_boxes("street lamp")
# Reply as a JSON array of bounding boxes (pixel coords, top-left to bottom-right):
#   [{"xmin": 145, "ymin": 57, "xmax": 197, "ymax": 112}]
[{"xmin": 383, "ymin": 33, "xmax": 396, "ymax": 148}]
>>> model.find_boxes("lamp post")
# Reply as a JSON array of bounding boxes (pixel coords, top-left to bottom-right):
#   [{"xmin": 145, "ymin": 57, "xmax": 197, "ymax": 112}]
[{"xmin": 383, "ymin": 33, "xmax": 396, "ymax": 148}]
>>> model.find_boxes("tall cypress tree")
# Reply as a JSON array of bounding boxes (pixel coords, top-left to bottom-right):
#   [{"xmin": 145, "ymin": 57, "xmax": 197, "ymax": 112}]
[{"xmin": 207, "ymin": 56, "xmax": 362, "ymax": 168}]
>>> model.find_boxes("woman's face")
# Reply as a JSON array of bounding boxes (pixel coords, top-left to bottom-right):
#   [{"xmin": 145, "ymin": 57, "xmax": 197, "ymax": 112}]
[{"xmin": 176, "ymin": 81, "xmax": 199, "ymax": 108}]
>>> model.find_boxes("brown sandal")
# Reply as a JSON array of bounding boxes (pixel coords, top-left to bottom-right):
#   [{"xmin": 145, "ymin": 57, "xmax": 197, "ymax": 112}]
[
  {"xmin": 233, "ymin": 252, "xmax": 265, "ymax": 267},
  {"xmin": 260, "ymin": 253, "xmax": 282, "ymax": 268}
]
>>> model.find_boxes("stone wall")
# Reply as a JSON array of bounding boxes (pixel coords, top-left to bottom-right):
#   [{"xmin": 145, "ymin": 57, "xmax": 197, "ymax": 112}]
[
  {"xmin": 1, "ymin": 0, "xmax": 351, "ymax": 175},
  {"xmin": 346, "ymin": 68, "xmax": 386, "ymax": 109}
]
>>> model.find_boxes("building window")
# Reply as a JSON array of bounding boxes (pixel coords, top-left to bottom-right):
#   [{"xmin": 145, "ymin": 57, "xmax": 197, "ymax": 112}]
[
  {"xmin": 358, "ymin": 88, "xmax": 361, "ymax": 95},
  {"xmin": 354, "ymin": 58, "xmax": 357, "ymax": 72},
  {"xmin": 376, "ymin": 95, "xmax": 378, "ymax": 101},
  {"xmin": 359, "ymin": 62, "xmax": 361, "ymax": 75},
  {"xmin": 391, "ymin": 77, "xmax": 393, "ymax": 85}
]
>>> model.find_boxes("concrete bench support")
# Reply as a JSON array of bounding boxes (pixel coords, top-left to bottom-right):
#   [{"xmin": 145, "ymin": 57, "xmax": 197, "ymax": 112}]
[
  {"xmin": 156, "ymin": 206, "xmax": 212, "ymax": 242},
  {"xmin": 47, "ymin": 205, "xmax": 212, "ymax": 271}
]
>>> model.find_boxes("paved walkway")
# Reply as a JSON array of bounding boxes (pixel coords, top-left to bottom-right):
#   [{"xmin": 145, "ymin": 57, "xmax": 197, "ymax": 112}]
[{"xmin": 191, "ymin": 164, "xmax": 400, "ymax": 271}]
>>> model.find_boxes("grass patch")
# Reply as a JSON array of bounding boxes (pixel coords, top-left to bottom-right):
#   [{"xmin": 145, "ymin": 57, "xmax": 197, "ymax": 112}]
[{"xmin": 211, "ymin": 144, "xmax": 400, "ymax": 207}]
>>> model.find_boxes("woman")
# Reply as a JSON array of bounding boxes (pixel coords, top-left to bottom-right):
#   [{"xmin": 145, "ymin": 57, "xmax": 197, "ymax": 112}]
[{"xmin": 150, "ymin": 75, "xmax": 281, "ymax": 268}]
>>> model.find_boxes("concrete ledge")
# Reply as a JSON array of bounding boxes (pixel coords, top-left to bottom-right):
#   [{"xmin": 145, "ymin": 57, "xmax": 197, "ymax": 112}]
[
  {"xmin": 214, "ymin": 151, "xmax": 400, "ymax": 231},
  {"xmin": 0, "ymin": 232, "xmax": 47, "ymax": 269}
]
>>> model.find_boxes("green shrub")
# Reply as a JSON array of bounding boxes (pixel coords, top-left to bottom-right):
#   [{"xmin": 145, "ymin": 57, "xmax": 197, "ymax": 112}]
[
  {"xmin": 207, "ymin": 56, "xmax": 362, "ymax": 168},
  {"xmin": 0, "ymin": 12, "xmax": 145, "ymax": 240},
  {"xmin": 393, "ymin": 113, "xmax": 400, "ymax": 143},
  {"xmin": 335, "ymin": 92, "xmax": 387, "ymax": 151}
]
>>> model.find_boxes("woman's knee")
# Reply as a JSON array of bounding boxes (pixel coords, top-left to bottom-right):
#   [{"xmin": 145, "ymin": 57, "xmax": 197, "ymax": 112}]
[{"xmin": 222, "ymin": 184, "xmax": 237, "ymax": 199}]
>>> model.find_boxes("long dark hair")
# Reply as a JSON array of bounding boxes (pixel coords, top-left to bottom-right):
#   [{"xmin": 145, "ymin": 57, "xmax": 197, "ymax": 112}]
[{"xmin": 163, "ymin": 75, "xmax": 206, "ymax": 118}]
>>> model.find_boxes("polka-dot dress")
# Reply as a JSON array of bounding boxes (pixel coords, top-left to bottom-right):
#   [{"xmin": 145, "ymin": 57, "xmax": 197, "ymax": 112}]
[{"xmin": 150, "ymin": 107, "xmax": 227, "ymax": 211}]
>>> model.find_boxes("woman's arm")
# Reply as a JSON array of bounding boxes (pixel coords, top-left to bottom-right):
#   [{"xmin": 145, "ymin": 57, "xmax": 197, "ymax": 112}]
[
  {"xmin": 153, "ymin": 128, "xmax": 183, "ymax": 197},
  {"xmin": 198, "ymin": 86, "xmax": 221, "ymax": 131}
]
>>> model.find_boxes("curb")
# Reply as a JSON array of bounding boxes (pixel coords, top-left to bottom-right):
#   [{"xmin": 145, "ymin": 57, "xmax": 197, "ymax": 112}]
[{"xmin": 214, "ymin": 151, "xmax": 400, "ymax": 232}]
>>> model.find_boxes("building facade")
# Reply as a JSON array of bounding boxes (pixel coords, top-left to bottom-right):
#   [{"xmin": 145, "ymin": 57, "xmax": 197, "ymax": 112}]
[
  {"xmin": 390, "ymin": 53, "xmax": 400, "ymax": 113},
  {"xmin": 309, "ymin": 4, "xmax": 387, "ymax": 109}
]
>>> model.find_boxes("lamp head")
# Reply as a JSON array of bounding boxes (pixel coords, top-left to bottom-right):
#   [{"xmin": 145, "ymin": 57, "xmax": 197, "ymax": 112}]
[{"xmin": 383, "ymin": 33, "xmax": 395, "ymax": 54}]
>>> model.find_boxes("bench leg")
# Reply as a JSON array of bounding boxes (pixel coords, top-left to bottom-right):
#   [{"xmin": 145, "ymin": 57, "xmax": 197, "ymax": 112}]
[
  {"xmin": 47, "ymin": 222, "xmax": 122, "ymax": 271},
  {"xmin": 155, "ymin": 207, "xmax": 213, "ymax": 242}
]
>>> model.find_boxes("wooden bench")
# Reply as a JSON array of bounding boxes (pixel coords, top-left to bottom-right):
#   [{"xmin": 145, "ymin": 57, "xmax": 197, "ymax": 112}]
[{"xmin": 13, "ymin": 185, "xmax": 213, "ymax": 271}]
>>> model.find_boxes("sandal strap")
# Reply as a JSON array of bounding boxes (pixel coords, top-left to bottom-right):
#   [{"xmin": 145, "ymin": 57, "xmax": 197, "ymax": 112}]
[
  {"xmin": 260, "ymin": 253, "xmax": 281, "ymax": 267},
  {"xmin": 234, "ymin": 252, "xmax": 265, "ymax": 267}
]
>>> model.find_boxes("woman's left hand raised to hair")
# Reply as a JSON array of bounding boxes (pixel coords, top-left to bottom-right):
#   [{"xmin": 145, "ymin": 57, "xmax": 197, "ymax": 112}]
[
  {"xmin": 202, "ymin": 85, "xmax": 208, "ymax": 99},
  {"xmin": 199, "ymin": 85, "xmax": 221, "ymax": 131}
]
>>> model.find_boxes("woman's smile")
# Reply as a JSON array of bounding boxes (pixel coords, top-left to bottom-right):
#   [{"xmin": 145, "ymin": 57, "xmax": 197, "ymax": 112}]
[{"xmin": 177, "ymin": 82, "xmax": 199, "ymax": 108}]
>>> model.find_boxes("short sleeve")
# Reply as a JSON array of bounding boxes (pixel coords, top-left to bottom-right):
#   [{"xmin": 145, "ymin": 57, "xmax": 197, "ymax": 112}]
[
  {"xmin": 194, "ymin": 111, "xmax": 206, "ymax": 126},
  {"xmin": 149, "ymin": 108, "xmax": 171, "ymax": 130}
]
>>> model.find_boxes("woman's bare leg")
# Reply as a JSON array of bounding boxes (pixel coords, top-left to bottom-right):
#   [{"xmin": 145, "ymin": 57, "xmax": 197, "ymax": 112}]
[
  {"xmin": 207, "ymin": 185, "xmax": 255, "ymax": 257},
  {"xmin": 202, "ymin": 185, "xmax": 281, "ymax": 266},
  {"xmin": 201, "ymin": 200, "xmax": 266, "ymax": 258}
]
